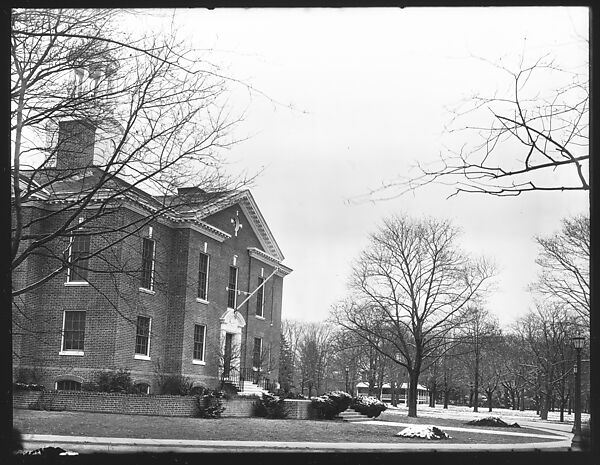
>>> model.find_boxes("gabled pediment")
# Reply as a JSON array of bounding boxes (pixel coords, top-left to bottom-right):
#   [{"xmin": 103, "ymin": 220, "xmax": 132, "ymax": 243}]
[{"xmin": 196, "ymin": 190, "xmax": 285, "ymax": 262}]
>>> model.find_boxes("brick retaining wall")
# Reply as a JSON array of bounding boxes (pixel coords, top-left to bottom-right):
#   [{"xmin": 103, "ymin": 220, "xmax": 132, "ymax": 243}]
[
  {"xmin": 284, "ymin": 399, "xmax": 315, "ymax": 420},
  {"xmin": 13, "ymin": 390, "xmax": 199, "ymax": 417},
  {"xmin": 13, "ymin": 391, "xmax": 315, "ymax": 419}
]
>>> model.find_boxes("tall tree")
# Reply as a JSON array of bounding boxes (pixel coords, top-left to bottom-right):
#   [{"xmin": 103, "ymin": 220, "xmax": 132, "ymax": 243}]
[
  {"xmin": 278, "ymin": 333, "xmax": 295, "ymax": 393},
  {"xmin": 515, "ymin": 304, "xmax": 578, "ymax": 420},
  {"xmin": 11, "ymin": 8, "xmax": 249, "ymax": 301},
  {"xmin": 332, "ymin": 215, "xmax": 494, "ymax": 417},
  {"xmin": 532, "ymin": 214, "xmax": 590, "ymax": 326},
  {"xmin": 295, "ymin": 322, "xmax": 334, "ymax": 397}
]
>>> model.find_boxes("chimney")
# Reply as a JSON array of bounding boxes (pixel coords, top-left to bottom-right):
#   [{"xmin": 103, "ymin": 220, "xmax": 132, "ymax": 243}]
[{"xmin": 55, "ymin": 119, "xmax": 97, "ymax": 170}]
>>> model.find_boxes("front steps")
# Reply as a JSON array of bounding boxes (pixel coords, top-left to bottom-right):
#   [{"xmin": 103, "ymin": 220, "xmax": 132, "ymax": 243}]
[
  {"xmin": 237, "ymin": 380, "xmax": 269, "ymax": 397},
  {"xmin": 336, "ymin": 407, "xmax": 371, "ymax": 422}
]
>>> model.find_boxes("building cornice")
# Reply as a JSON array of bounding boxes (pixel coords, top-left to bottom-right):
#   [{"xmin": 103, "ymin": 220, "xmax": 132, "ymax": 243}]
[{"xmin": 247, "ymin": 247, "xmax": 292, "ymax": 276}]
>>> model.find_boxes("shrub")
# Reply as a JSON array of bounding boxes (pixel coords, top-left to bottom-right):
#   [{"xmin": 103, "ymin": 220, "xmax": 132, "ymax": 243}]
[
  {"xmin": 254, "ymin": 393, "xmax": 290, "ymax": 419},
  {"xmin": 13, "ymin": 382, "xmax": 45, "ymax": 391},
  {"xmin": 351, "ymin": 395, "xmax": 387, "ymax": 418},
  {"xmin": 311, "ymin": 391, "xmax": 352, "ymax": 419},
  {"xmin": 158, "ymin": 375, "xmax": 194, "ymax": 395},
  {"xmin": 327, "ymin": 391, "xmax": 352, "ymax": 412},
  {"xmin": 93, "ymin": 369, "xmax": 135, "ymax": 393},
  {"xmin": 195, "ymin": 389, "xmax": 226, "ymax": 418},
  {"xmin": 219, "ymin": 381, "xmax": 239, "ymax": 399},
  {"xmin": 271, "ymin": 389, "xmax": 305, "ymax": 399}
]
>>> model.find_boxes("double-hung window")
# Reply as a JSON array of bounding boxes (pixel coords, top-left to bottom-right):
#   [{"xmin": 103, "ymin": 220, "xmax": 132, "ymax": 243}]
[
  {"xmin": 193, "ymin": 324, "xmax": 206, "ymax": 363},
  {"xmin": 141, "ymin": 237, "xmax": 155, "ymax": 291},
  {"xmin": 253, "ymin": 337, "xmax": 262, "ymax": 370},
  {"xmin": 67, "ymin": 233, "xmax": 90, "ymax": 282},
  {"xmin": 256, "ymin": 277, "xmax": 265, "ymax": 317},
  {"xmin": 227, "ymin": 266, "xmax": 238, "ymax": 309},
  {"xmin": 198, "ymin": 253, "xmax": 209, "ymax": 301},
  {"xmin": 135, "ymin": 316, "xmax": 151, "ymax": 359},
  {"xmin": 61, "ymin": 311, "xmax": 86, "ymax": 354}
]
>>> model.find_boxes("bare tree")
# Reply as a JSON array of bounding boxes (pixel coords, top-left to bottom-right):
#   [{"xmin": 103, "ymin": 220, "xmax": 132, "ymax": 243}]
[
  {"xmin": 532, "ymin": 214, "xmax": 590, "ymax": 326},
  {"xmin": 515, "ymin": 303, "xmax": 578, "ymax": 420},
  {"xmin": 356, "ymin": 53, "xmax": 588, "ymax": 200},
  {"xmin": 296, "ymin": 322, "xmax": 335, "ymax": 397},
  {"xmin": 332, "ymin": 215, "xmax": 494, "ymax": 417},
  {"xmin": 456, "ymin": 306, "xmax": 502, "ymax": 412},
  {"xmin": 10, "ymin": 9, "xmax": 258, "ymax": 358}
]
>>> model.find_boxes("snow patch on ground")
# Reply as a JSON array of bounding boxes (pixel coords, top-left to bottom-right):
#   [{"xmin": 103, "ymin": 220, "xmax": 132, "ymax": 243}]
[{"xmin": 396, "ymin": 425, "xmax": 451, "ymax": 440}]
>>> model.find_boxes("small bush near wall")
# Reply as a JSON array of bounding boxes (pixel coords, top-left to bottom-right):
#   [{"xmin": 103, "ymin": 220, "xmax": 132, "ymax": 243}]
[
  {"xmin": 194, "ymin": 388, "xmax": 225, "ymax": 418},
  {"xmin": 311, "ymin": 391, "xmax": 352, "ymax": 420},
  {"xmin": 254, "ymin": 393, "xmax": 290, "ymax": 419},
  {"xmin": 13, "ymin": 382, "xmax": 45, "ymax": 392},
  {"xmin": 83, "ymin": 369, "xmax": 135, "ymax": 394},
  {"xmin": 157, "ymin": 375, "xmax": 194, "ymax": 395},
  {"xmin": 351, "ymin": 395, "xmax": 387, "ymax": 418}
]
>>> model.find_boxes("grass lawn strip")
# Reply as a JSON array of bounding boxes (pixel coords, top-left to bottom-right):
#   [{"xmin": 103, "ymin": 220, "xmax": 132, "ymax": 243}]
[
  {"xmin": 361, "ymin": 420, "xmax": 566, "ymax": 440},
  {"xmin": 13, "ymin": 409, "xmax": 563, "ymax": 445}
]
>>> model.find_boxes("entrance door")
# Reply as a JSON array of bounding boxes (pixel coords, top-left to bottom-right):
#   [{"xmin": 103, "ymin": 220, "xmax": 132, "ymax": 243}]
[{"xmin": 223, "ymin": 332, "xmax": 233, "ymax": 378}]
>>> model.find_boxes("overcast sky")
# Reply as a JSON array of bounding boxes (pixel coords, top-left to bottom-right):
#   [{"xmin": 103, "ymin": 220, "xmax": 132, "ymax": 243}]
[{"xmin": 140, "ymin": 7, "xmax": 589, "ymax": 327}]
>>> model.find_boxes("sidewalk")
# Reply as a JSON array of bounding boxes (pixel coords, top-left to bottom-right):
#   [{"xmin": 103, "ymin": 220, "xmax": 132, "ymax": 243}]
[{"xmin": 21, "ymin": 428, "xmax": 573, "ymax": 453}]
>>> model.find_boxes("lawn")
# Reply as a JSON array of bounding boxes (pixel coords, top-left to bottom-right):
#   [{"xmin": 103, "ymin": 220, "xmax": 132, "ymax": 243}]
[{"xmin": 13, "ymin": 409, "xmax": 563, "ymax": 445}]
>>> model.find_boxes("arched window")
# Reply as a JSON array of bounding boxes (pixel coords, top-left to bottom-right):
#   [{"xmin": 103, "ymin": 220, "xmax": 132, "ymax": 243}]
[
  {"xmin": 134, "ymin": 383, "xmax": 150, "ymax": 395},
  {"xmin": 56, "ymin": 380, "xmax": 82, "ymax": 391}
]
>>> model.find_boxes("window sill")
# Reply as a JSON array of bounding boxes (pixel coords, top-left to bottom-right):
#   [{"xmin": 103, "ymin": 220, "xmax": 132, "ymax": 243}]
[
  {"xmin": 139, "ymin": 288, "xmax": 156, "ymax": 295},
  {"xmin": 192, "ymin": 359, "xmax": 206, "ymax": 366},
  {"xmin": 255, "ymin": 315, "xmax": 265, "ymax": 320},
  {"xmin": 196, "ymin": 298, "xmax": 209, "ymax": 305},
  {"xmin": 64, "ymin": 282, "xmax": 89, "ymax": 287},
  {"xmin": 59, "ymin": 350, "xmax": 84, "ymax": 356},
  {"xmin": 134, "ymin": 354, "xmax": 151, "ymax": 361}
]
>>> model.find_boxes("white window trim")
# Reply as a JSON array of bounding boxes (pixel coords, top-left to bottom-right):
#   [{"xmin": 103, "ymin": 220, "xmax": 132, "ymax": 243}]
[
  {"xmin": 60, "ymin": 310, "xmax": 85, "ymax": 355},
  {"xmin": 193, "ymin": 324, "xmax": 206, "ymax": 363},
  {"xmin": 255, "ymin": 315, "xmax": 266, "ymax": 321},
  {"xmin": 139, "ymin": 287, "xmax": 156, "ymax": 295},
  {"xmin": 196, "ymin": 298, "xmax": 209, "ymax": 305},
  {"xmin": 256, "ymin": 277, "xmax": 265, "ymax": 317},
  {"xmin": 198, "ymin": 253, "xmax": 210, "ymax": 301},
  {"xmin": 135, "ymin": 316, "xmax": 152, "ymax": 358},
  {"xmin": 59, "ymin": 350, "xmax": 84, "ymax": 356},
  {"xmin": 141, "ymin": 237, "xmax": 156, "ymax": 292},
  {"xmin": 227, "ymin": 266, "xmax": 238, "ymax": 310},
  {"xmin": 66, "ymin": 234, "xmax": 89, "ymax": 284}
]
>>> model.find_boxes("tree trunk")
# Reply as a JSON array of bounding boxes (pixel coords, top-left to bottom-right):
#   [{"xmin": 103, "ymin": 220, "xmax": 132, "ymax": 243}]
[
  {"xmin": 473, "ymin": 350, "xmax": 479, "ymax": 413},
  {"xmin": 520, "ymin": 388, "xmax": 525, "ymax": 411},
  {"xmin": 486, "ymin": 389, "xmax": 493, "ymax": 412},
  {"xmin": 539, "ymin": 392, "xmax": 549, "ymax": 420},
  {"xmin": 407, "ymin": 371, "xmax": 419, "ymax": 417}
]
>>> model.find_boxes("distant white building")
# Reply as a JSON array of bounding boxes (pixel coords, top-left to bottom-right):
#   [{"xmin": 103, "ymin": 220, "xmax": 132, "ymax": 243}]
[{"xmin": 355, "ymin": 382, "xmax": 429, "ymax": 404}]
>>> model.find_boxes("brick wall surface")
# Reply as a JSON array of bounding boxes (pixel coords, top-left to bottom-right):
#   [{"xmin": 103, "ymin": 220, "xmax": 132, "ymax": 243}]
[
  {"xmin": 12, "ymin": 391, "xmax": 267, "ymax": 418},
  {"xmin": 14, "ymin": 194, "xmax": 286, "ymax": 394},
  {"xmin": 13, "ymin": 391, "xmax": 311, "ymax": 420},
  {"xmin": 284, "ymin": 399, "xmax": 316, "ymax": 420}
]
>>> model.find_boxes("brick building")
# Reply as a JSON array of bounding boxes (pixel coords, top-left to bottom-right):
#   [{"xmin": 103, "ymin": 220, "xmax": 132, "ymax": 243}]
[{"xmin": 12, "ymin": 120, "xmax": 292, "ymax": 394}]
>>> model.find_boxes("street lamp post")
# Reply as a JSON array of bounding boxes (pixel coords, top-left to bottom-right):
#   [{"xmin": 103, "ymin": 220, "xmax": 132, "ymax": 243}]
[
  {"xmin": 571, "ymin": 334, "xmax": 585, "ymax": 451},
  {"xmin": 345, "ymin": 366, "xmax": 350, "ymax": 394}
]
